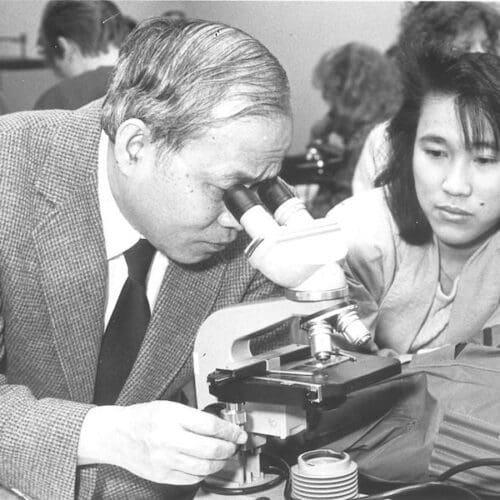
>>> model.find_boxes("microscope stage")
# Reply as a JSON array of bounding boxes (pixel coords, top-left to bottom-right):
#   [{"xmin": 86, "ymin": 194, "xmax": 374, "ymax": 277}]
[{"xmin": 208, "ymin": 350, "xmax": 400, "ymax": 409}]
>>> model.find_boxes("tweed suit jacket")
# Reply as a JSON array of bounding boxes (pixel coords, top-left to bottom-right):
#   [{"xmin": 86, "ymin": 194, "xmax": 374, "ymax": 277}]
[{"xmin": 0, "ymin": 101, "xmax": 278, "ymax": 499}]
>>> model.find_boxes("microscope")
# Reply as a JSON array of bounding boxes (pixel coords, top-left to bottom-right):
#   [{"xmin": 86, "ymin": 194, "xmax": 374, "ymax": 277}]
[{"xmin": 193, "ymin": 178, "xmax": 400, "ymax": 499}]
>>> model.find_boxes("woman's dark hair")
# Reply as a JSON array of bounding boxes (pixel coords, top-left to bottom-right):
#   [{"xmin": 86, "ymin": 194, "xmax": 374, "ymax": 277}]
[{"xmin": 377, "ymin": 48, "xmax": 500, "ymax": 244}]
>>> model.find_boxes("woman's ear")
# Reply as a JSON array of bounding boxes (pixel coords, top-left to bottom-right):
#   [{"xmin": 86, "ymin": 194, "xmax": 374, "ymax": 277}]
[
  {"xmin": 56, "ymin": 36, "xmax": 76, "ymax": 60},
  {"xmin": 113, "ymin": 119, "xmax": 151, "ymax": 176}
]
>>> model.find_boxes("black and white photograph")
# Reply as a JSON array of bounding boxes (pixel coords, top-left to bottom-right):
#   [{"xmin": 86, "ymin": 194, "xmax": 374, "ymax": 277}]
[{"xmin": 0, "ymin": 1, "xmax": 499, "ymax": 499}]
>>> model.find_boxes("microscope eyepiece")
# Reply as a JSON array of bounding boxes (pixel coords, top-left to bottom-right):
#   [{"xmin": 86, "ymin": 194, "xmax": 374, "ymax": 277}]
[
  {"xmin": 257, "ymin": 177, "xmax": 295, "ymax": 213},
  {"xmin": 223, "ymin": 185, "xmax": 262, "ymax": 222},
  {"xmin": 258, "ymin": 177, "xmax": 312, "ymax": 228},
  {"xmin": 224, "ymin": 184, "xmax": 280, "ymax": 240}
]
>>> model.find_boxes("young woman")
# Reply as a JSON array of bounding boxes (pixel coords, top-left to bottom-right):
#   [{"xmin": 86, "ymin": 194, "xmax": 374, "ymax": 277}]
[
  {"xmin": 329, "ymin": 49, "xmax": 500, "ymax": 354},
  {"xmin": 352, "ymin": 1, "xmax": 500, "ymax": 194}
]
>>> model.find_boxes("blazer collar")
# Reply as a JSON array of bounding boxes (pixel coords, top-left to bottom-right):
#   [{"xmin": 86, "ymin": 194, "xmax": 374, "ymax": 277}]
[
  {"xmin": 32, "ymin": 101, "xmax": 107, "ymax": 402},
  {"xmin": 118, "ymin": 252, "xmax": 229, "ymax": 404},
  {"xmin": 118, "ymin": 255, "xmax": 227, "ymax": 404}
]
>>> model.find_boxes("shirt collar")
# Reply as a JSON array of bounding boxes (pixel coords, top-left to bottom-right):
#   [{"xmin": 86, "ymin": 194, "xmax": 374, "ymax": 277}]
[{"xmin": 98, "ymin": 130, "xmax": 142, "ymax": 260}]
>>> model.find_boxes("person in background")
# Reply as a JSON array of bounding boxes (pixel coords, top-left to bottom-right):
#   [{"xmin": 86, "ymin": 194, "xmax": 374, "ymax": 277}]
[
  {"xmin": 162, "ymin": 9, "xmax": 187, "ymax": 22},
  {"xmin": 34, "ymin": 0, "xmax": 131, "ymax": 110},
  {"xmin": 352, "ymin": 1, "xmax": 500, "ymax": 194},
  {"xmin": 330, "ymin": 48, "xmax": 500, "ymax": 354},
  {"xmin": 308, "ymin": 42, "xmax": 402, "ymax": 217},
  {"xmin": 123, "ymin": 15, "xmax": 137, "ymax": 33},
  {"xmin": 0, "ymin": 18, "xmax": 291, "ymax": 499}
]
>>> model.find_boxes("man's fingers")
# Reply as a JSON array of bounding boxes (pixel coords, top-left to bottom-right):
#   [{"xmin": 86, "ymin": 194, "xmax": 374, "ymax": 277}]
[
  {"xmin": 181, "ymin": 410, "xmax": 247, "ymax": 444},
  {"xmin": 172, "ymin": 433, "xmax": 238, "ymax": 460}
]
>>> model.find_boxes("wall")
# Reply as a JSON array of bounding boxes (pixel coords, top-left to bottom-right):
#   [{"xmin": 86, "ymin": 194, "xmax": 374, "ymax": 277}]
[
  {"xmin": 180, "ymin": 1, "xmax": 402, "ymax": 152},
  {"xmin": 0, "ymin": 0, "xmax": 403, "ymax": 152},
  {"xmin": 0, "ymin": 0, "xmax": 184, "ymax": 111}
]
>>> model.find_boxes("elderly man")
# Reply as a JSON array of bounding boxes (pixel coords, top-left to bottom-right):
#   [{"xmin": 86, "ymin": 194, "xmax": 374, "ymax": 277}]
[{"xmin": 0, "ymin": 18, "xmax": 291, "ymax": 499}]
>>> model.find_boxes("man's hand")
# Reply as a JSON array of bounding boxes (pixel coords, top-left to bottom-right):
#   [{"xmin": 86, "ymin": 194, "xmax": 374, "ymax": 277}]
[{"xmin": 78, "ymin": 401, "xmax": 247, "ymax": 484}]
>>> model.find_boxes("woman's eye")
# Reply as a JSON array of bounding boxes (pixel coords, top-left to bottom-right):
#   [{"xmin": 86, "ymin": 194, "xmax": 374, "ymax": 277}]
[
  {"xmin": 424, "ymin": 148, "xmax": 447, "ymax": 159},
  {"xmin": 474, "ymin": 155, "xmax": 498, "ymax": 166},
  {"xmin": 473, "ymin": 148, "xmax": 499, "ymax": 166}
]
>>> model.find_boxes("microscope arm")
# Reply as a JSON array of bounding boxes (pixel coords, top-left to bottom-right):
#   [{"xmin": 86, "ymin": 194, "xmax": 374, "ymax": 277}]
[{"xmin": 193, "ymin": 296, "xmax": 337, "ymax": 411}]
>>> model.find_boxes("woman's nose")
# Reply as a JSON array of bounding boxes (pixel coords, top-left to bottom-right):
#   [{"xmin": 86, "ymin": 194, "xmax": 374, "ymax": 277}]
[{"xmin": 442, "ymin": 159, "xmax": 472, "ymax": 196}]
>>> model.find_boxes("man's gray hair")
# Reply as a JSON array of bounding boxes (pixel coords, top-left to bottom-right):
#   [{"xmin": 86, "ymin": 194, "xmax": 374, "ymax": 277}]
[{"xmin": 101, "ymin": 18, "xmax": 291, "ymax": 154}]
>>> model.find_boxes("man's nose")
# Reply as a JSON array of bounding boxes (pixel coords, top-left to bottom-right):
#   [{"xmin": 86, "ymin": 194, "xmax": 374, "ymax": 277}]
[
  {"xmin": 218, "ymin": 209, "xmax": 243, "ymax": 231},
  {"xmin": 442, "ymin": 159, "xmax": 472, "ymax": 196}
]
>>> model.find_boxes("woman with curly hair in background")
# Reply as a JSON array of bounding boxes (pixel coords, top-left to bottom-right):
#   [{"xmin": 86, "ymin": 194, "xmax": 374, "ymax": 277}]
[{"xmin": 309, "ymin": 43, "xmax": 402, "ymax": 217}]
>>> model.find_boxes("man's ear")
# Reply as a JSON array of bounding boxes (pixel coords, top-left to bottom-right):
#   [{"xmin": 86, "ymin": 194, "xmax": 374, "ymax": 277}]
[{"xmin": 113, "ymin": 119, "xmax": 151, "ymax": 176}]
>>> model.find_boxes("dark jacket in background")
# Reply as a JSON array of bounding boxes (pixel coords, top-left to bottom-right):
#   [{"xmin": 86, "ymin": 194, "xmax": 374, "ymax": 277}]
[{"xmin": 34, "ymin": 65, "xmax": 114, "ymax": 110}]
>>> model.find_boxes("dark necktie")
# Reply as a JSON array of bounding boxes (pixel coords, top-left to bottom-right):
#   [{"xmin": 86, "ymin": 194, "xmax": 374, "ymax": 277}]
[{"xmin": 93, "ymin": 238, "xmax": 156, "ymax": 405}]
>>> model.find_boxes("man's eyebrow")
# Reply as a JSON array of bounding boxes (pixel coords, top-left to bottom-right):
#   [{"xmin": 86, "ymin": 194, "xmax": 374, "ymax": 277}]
[
  {"xmin": 219, "ymin": 170, "xmax": 255, "ymax": 183},
  {"xmin": 222, "ymin": 166, "xmax": 279, "ymax": 185}
]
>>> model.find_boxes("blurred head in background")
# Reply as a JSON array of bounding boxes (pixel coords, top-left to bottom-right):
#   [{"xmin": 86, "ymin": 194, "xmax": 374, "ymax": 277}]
[
  {"xmin": 396, "ymin": 1, "xmax": 500, "ymax": 61},
  {"xmin": 38, "ymin": 0, "xmax": 131, "ymax": 79},
  {"xmin": 312, "ymin": 42, "xmax": 402, "ymax": 143},
  {"xmin": 308, "ymin": 42, "xmax": 402, "ymax": 217},
  {"xmin": 162, "ymin": 9, "xmax": 187, "ymax": 23}
]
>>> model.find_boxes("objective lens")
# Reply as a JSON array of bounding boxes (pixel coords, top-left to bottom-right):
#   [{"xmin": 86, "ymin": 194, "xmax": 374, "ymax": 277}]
[{"xmin": 336, "ymin": 308, "xmax": 371, "ymax": 346}]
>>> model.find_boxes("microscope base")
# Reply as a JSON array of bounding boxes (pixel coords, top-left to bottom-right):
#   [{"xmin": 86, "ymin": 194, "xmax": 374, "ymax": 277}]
[{"xmin": 195, "ymin": 481, "xmax": 285, "ymax": 499}]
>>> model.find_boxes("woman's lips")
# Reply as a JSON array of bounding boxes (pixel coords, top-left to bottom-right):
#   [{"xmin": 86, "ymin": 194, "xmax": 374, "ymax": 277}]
[
  {"xmin": 437, "ymin": 204, "xmax": 472, "ymax": 216},
  {"xmin": 436, "ymin": 204, "xmax": 473, "ymax": 221}
]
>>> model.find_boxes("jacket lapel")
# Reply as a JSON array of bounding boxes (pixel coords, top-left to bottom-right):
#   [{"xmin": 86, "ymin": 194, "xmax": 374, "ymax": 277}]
[
  {"xmin": 32, "ymin": 103, "xmax": 106, "ymax": 402},
  {"xmin": 119, "ymin": 255, "xmax": 228, "ymax": 404}
]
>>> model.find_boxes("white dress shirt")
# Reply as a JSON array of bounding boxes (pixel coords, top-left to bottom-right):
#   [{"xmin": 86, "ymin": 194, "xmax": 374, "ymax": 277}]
[{"xmin": 97, "ymin": 131, "xmax": 168, "ymax": 327}]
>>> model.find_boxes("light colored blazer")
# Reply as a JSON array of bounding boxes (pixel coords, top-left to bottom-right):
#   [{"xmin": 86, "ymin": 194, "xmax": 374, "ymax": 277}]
[
  {"xmin": 329, "ymin": 188, "xmax": 500, "ymax": 353},
  {"xmin": 0, "ymin": 101, "xmax": 277, "ymax": 499}
]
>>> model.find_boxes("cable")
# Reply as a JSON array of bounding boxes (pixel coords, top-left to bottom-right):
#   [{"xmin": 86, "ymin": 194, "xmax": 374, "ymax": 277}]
[
  {"xmin": 202, "ymin": 454, "xmax": 500, "ymax": 498},
  {"xmin": 200, "ymin": 453, "xmax": 289, "ymax": 496},
  {"xmin": 357, "ymin": 481, "xmax": 481, "ymax": 500},
  {"xmin": 437, "ymin": 458, "xmax": 500, "ymax": 482},
  {"xmin": 355, "ymin": 457, "xmax": 500, "ymax": 500}
]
